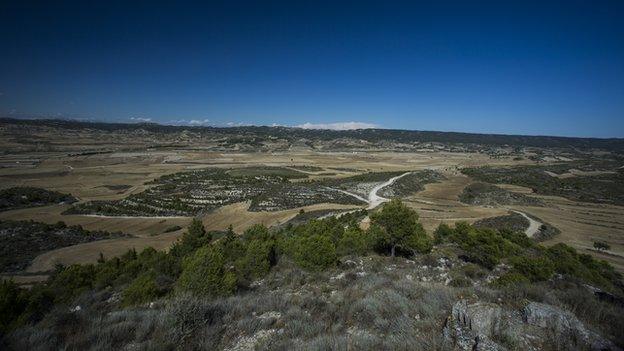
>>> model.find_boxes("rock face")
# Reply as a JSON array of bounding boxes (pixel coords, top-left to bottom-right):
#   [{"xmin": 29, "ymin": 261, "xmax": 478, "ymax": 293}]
[
  {"xmin": 444, "ymin": 300, "xmax": 621, "ymax": 351},
  {"xmin": 523, "ymin": 302, "xmax": 619, "ymax": 351},
  {"xmin": 443, "ymin": 300, "xmax": 507, "ymax": 351}
]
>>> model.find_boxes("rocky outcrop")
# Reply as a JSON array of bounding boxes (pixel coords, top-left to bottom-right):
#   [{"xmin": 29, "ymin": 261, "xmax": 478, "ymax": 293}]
[
  {"xmin": 443, "ymin": 300, "xmax": 508, "ymax": 351},
  {"xmin": 444, "ymin": 300, "xmax": 621, "ymax": 351},
  {"xmin": 523, "ymin": 302, "xmax": 619, "ymax": 351}
]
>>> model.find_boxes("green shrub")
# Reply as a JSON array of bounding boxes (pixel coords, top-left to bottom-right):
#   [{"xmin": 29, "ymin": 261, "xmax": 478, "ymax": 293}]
[
  {"xmin": 94, "ymin": 259, "xmax": 122, "ymax": 289},
  {"xmin": 499, "ymin": 228, "xmax": 535, "ymax": 248},
  {"xmin": 16, "ymin": 284, "xmax": 54, "ymax": 326},
  {"xmin": 465, "ymin": 247, "xmax": 501, "ymax": 269},
  {"xmin": 370, "ymin": 199, "xmax": 432, "ymax": 256},
  {"xmin": 510, "ymin": 256, "xmax": 554, "ymax": 282},
  {"xmin": 292, "ymin": 234, "xmax": 337, "ymax": 271},
  {"xmin": 122, "ymin": 273, "xmax": 162, "ymax": 306},
  {"xmin": 292, "ymin": 217, "xmax": 344, "ymax": 244},
  {"xmin": 164, "ymin": 225, "xmax": 182, "ymax": 233},
  {"xmin": 170, "ymin": 219, "xmax": 212, "ymax": 257},
  {"xmin": 493, "ymin": 272, "xmax": 530, "ymax": 287},
  {"xmin": 242, "ymin": 224, "xmax": 271, "ymax": 241},
  {"xmin": 134, "ymin": 247, "xmax": 180, "ymax": 279},
  {"xmin": 448, "ymin": 276, "xmax": 472, "ymax": 287},
  {"xmin": 433, "ymin": 223, "xmax": 453, "ymax": 244},
  {"xmin": 546, "ymin": 244, "xmax": 580, "ymax": 272},
  {"xmin": 337, "ymin": 225, "xmax": 372, "ymax": 256},
  {"xmin": 0, "ymin": 281, "xmax": 55, "ymax": 334},
  {"xmin": 461, "ymin": 263, "xmax": 485, "ymax": 279},
  {"xmin": 237, "ymin": 238, "xmax": 275, "ymax": 280},
  {"xmin": 434, "ymin": 222, "xmax": 520, "ymax": 269},
  {"xmin": 176, "ymin": 245, "xmax": 237, "ymax": 297},
  {"xmin": 48, "ymin": 264, "xmax": 96, "ymax": 303},
  {"xmin": 547, "ymin": 243, "xmax": 622, "ymax": 291},
  {"xmin": 593, "ymin": 241, "xmax": 610, "ymax": 251},
  {"xmin": 0, "ymin": 280, "xmax": 27, "ymax": 333}
]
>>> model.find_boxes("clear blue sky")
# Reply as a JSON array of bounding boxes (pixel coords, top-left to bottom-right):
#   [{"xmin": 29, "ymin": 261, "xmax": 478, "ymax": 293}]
[{"xmin": 1, "ymin": 1, "xmax": 623, "ymax": 137}]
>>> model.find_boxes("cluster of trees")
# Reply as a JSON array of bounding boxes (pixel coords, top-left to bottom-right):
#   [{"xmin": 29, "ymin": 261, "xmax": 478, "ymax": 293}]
[
  {"xmin": 594, "ymin": 241, "xmax": 611, "ymax": 251},
  {"xmin": 0, "ymin": 200, "xmax": 432, "ymax": 335},
  {"xmin": 434, "ymin": 222, "xmax": 622, "ymax": 292},
  {"xmin": 0, "ymin": 220, "xmax": 126, "ymax": 273},
  {"xmin": 0, "ymin": 187, "xmax": 76, "ymax": 212},
  {"xmin": 462, "ymin": 165, "xmax": 624, "ymax": 206},
  {"xmin": 64, "ymin": 196, "xmax": 194, "ymax": 217},
  {"xmin": 3, "ymin": 199, "xmax": 622, "ymax": 338},
  {"xmin": 280, "ymin": 200, "xmax": 432, "ymax": 270}
]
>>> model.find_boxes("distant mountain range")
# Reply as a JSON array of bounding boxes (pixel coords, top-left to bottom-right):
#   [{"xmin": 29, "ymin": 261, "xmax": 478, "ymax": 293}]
[{"xmin": 1, "ymin": 117, "xmax": 623, "ymax": 152}]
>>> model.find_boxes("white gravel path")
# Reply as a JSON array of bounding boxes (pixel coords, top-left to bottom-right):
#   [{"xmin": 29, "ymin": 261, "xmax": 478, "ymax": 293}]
[
  {"xmin": 511, "ymin": 210, "xmax": 542, "ymax": 237},
  {"xmin": 367, "ymin": 172, "xmax": 411, "ymax": 209}
]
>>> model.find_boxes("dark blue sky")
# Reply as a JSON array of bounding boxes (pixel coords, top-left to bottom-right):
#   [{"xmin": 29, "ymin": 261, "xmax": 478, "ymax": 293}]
[{"xmin": 1, "ymin": 1, "xmax": 623, "ymax": 137}]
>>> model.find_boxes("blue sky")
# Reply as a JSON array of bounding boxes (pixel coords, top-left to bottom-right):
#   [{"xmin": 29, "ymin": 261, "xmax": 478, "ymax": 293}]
[{"xmin": 1, "ymin": 1, "xmax": 623, "ymax": 137}]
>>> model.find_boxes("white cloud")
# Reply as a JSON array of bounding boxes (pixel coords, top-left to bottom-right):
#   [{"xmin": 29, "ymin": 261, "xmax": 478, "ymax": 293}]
[
  {"xmin": 226, "ymin": 121, "xmax": 249, "ymax": 127},
  {"xmin": 295, "ymin": 121, "xmax": 378, "ymax": 130},
  {"xmin": 189, "ymin": 119, "xmax": 211, "ymax": 125},
  {"xmin": 130, "ymin": 117, "xmax": 152, "ymax": 122},
  {"xmin": 166, "ymin": 119, "xmax": 211, "ymax": 126}
]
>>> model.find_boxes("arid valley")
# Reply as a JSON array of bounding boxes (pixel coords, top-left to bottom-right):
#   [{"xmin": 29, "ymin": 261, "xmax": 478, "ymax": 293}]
[
  {"xmin": 2, "ymin": 119, "xmax": 623, "ymax": 281},
  {"xmin": 2, "ymin": 119, "xmax": 623, "ymax": 350}
]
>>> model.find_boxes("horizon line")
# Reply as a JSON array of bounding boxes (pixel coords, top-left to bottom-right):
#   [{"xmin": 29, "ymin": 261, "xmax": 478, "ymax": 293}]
[{"xmin": 1, "ymin": 115, "xmax": 623, "ymax": 140}]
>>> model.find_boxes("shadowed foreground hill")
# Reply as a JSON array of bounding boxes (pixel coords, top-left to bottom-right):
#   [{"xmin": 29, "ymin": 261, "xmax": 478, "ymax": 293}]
[{"xmin": 1, "ymin": 201, "xmax": 622, "ymax": 350}]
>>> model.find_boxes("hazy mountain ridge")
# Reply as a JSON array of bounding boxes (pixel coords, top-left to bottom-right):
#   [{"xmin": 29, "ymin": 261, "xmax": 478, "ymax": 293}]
[{"xmin": 2, "ymin": 118, "xmax": 623, "ymax": 152}]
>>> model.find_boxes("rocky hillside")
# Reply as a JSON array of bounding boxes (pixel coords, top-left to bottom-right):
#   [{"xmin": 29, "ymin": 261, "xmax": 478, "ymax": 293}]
[
  {"xmin": 4, "ymin": 253, "xmax": 622, "ymax": 350},
  {"xmin": 1, "ymin": 201, "xmax": 622, "ymax": 350}
]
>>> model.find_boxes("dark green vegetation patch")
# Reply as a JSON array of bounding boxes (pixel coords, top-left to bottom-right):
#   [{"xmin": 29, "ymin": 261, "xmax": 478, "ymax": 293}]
[
  {"xmin": 473, "ymin": 211, "xmax": 560, "ymax": 242},
  {"xmin": 473, "ymin": 211, "xmax": 530, "ymax": 232},
  {"xmin": 0, "ymin": 187, "xmax": 76, "ymax": 212},
  {"xmin": 319, "ymin": 170, "xmax": 443, "ymax": 199},
  {"xmin": 279, "ymin": 208, "xmax": 367, "ymax": 228},
  {"xmin": 0, "ymin": 220, "xmax": 128, "ymax": 273},
  {"xmin": 462, "ymin": 162, "xmax": 624, "ymax": 205},
  {"xmin": 379, "ymin": 170, "xmax": 445, "ymax": 197},
  {"xmin": 459, "ymin": 182, "xmax": 544, "ymax": 207},
  {"xmin": 64, "ymin": 167, "xmax": 364, "ymax": 216},
  {"xmin": 64, "ymin": 168, "xmax": 445, "ymax": 217},
  {"xmin": 434, "ymin": 222, "xmax": 621, "ymax": 293}
]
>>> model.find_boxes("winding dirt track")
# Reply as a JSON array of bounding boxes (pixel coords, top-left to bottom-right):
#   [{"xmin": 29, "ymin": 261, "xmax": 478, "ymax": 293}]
[
  {"xmin": 511, "ymin": 210, "xmax": 542, "ymax": 238},
  {"xmin": 367, "ymin": 172, "xmax": 412, "ymax": 209}
]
